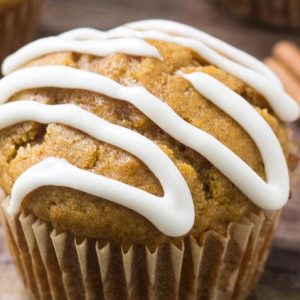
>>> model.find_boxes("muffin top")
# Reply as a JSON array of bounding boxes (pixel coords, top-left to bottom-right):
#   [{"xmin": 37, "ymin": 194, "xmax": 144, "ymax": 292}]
[{"xmin": 0, "ymin": 20, "xmax": 298, "ymax": 248}]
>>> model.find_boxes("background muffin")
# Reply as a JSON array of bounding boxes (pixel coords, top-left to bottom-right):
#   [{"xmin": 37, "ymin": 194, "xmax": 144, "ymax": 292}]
[
  {"xmin": 0, "ymin": 0, "xmax": 43, "ymax": 65},
  {"xmin": 220, "ymin": 0, "xmax": 300, "ymax": 29}
]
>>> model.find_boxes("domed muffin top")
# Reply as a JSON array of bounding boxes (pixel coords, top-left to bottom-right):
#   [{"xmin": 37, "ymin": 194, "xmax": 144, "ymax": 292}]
[{"xmin": 0, "ymin": 20, "xmax": 298, "ymax": 246}]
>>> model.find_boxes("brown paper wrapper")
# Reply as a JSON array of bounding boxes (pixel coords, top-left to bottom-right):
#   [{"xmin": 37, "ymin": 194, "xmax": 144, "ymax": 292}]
[
  {"xmin": 0, "ymin": 191, "xmax": 281, "ymax": 300},
  {"xmin": 0, "ymin": 0, "xmax": 43, "ymax": 65},
  {"xmin": 220, "ymin": 0, "xmax": 300, "ymax": 30}
]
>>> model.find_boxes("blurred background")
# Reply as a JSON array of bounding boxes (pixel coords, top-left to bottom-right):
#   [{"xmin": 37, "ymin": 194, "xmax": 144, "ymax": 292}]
[
  {"xmin": 1, "ymin": 0, "xmax": 300, "ymax": 299},
  {"xmin": 40, "ymin": 0, "xmax": 300, "ymax": 58}
]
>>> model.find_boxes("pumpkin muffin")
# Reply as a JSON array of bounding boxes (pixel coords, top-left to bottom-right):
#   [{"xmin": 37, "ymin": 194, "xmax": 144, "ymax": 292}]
[
  {"xmin": 0, "ymin": 0, "xmax": 43, "ymax": 65},
  {"xmin": 0, "ymin": 20, "xmax": 298, "ymax": 300}
]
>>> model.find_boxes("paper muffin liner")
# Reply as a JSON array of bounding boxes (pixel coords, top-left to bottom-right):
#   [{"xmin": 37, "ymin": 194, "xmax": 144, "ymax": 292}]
[
  {"xmin": 0, "ymin": 0, "xmax": 43, "ymax": 65},
  {"xmin": 220, "ymin": 0, "xmax": 300, "ymax": 30},
  {"xmin": 0, "ymin": 192, "xmax": 281, "ymax": 300}
]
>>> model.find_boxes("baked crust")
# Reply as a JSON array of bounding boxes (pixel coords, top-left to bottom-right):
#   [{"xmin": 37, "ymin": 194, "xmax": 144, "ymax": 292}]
[{"xmin": 0, "ymin": 40, "xmax": 290, "ymax": 247}]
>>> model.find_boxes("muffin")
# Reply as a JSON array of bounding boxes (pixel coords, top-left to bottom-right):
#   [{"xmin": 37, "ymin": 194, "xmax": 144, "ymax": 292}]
[
  {"xmin": 0, "ymin": 0, "xmax": 43, "ymax": 65},
  {"xmin": 0, "ymin": 19, "xmax": 298, "ymax": 300},
  {"xmin": 220, "ymin": 0, "xmax": 300, "ymax": 29}
]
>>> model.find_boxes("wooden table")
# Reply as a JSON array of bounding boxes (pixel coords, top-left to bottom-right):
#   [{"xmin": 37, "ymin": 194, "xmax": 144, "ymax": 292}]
[{"xmin": 0, "ymin": 0, "xmax": 300, "ymax": 299}]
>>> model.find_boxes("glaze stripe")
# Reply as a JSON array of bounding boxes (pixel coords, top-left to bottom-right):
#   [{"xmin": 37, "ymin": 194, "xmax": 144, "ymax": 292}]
[
  {"xmin": 9, "ymin": 26, "xmax": 297, "ymax": 121},
  {"xmin": 0, "ymin": 101, "xmax": 194, "ymax": 236},
  {"xmin": 61, "ymin": 24, "xmax": 280, "ymax": 87},
  {"xmin": 124, "ymin": 19, "xmax": 282, "ymax": 86},
  {"xmin": 2, "ymin": 37, "xmax": 161, "ymax": 75},
  {"xmin": 0, "ymin": 65, "xmax": 290, "ymax": 210},
  {"xmin": 180, "ymin": 71, "xmax": 289, "ymax": 209}
]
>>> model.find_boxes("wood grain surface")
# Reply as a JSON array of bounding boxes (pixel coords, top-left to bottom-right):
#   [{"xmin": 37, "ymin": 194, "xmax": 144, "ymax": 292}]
[{"xmin": 0, "ymin": 0, "xmax": 300, "ymax": 299}]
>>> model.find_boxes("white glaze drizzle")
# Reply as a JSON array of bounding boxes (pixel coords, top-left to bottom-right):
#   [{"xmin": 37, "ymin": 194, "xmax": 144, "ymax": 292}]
[
  {"xmin": 1, "ymin": 37, "xmax": 161, "ymax": 75},
  {"xmin": 5, "ymin": 25, "xmax": 297, "ymax": 121},
  {"xmin": 124, "ymin": 19, "xmax": 281, "ymax": 86},
  {"xmin": 0, "ymin": 20, "xmax": 298, "ymax": 236},
  {"xmin": 62, "ymin": 24, "xmax": 280, "ymax": 86},
  {"xmin": 0, "ymin": 101, "xmax": 194, "ymax": 236},
  {"xmin": 0, "ymin": 64, "xmax": 293, "ymax": 211}
]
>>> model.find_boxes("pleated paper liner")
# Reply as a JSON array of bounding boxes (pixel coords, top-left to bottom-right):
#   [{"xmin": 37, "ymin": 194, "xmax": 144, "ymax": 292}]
[
  {"xmin": 0, "ymin": 0, "xmax": 43, "ymax": 65},
  {"xmin": 0, "ymin": 192, "xmax": 281, "ymax": 300}
]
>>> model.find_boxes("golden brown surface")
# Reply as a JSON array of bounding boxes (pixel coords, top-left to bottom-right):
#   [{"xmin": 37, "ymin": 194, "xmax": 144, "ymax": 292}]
[{"xmin": 0, "ymin": 40, "xmax": 292, "ymax": 247}]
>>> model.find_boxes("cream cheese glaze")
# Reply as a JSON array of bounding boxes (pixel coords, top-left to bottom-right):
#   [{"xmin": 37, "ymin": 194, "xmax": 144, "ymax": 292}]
[
  {"xmin": 0, "ymin": 19, "xmax": 298, "ymax": 236},
  {"xmin": 3, "ymin": 26, "xmax": 298, "ymax": 121},
  {"xmin": 0, "ymin": 101, "xmax": 194, "ymax": 236}
]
